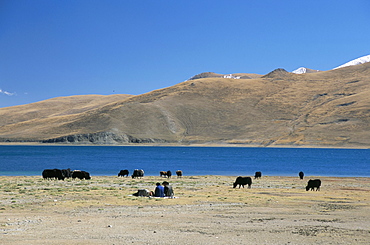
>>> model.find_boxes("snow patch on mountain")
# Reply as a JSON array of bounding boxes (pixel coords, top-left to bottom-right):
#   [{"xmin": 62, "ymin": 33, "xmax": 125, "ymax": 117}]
[
  {"xmin": 292, "ymin": 67, "xmax": 307, "ymax": 74},
  {"xmin": 334, "ymin": 54, "xmax": 370, "ymax": 69},
  {"xmin": 291, "ymin": 67, "xmax": 320, "ymax": 74}
]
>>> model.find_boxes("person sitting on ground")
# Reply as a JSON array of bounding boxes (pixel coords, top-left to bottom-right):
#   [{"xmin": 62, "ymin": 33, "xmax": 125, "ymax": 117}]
[
  {"xmin": 162, "ymin": 181, "xmax": 174, "ymax": 198},
  {"xmin": 150, "ymin": 182, "xmax": 165, "ymax": 197}
]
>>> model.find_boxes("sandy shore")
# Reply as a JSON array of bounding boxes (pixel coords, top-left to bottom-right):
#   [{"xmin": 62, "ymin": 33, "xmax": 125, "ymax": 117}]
[{"xmin": 1, "ymin": 175, "xmax": 369, "ymax": 244}]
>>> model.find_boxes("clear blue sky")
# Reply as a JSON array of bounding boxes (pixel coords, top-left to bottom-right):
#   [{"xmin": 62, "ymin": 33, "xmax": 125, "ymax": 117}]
[{"xmin": 1, "ymin": 0, "xmax": 369, "ymax": 108}]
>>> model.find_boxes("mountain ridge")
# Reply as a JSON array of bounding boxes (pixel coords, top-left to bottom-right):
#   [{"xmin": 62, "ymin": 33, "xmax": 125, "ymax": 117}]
[
  {"xmin": 1, "ymin": 62, "xmax": 370, "ymax": 147},
  {"xmin": 291, "ymin": 54, "xmax": 370, "ymax": 74},
  {"xmin": 334, "ymin": 54, "xmax": 370, "ymax": 69}
]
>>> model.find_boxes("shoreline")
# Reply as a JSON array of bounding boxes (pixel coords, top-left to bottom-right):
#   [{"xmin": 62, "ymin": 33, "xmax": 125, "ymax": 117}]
[
  {"xmin": 1, "ymin": 174, "xmax": 370, "ymax": 178},
  {"xmin": 1, "ymin": 141, "xmax": 369, "ymax": 149}
]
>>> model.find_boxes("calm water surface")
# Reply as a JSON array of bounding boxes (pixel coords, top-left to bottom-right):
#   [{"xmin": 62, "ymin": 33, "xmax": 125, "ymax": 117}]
[{"xmin": 0, "ymin": 145, "xmax": 369, "ymax": 177}]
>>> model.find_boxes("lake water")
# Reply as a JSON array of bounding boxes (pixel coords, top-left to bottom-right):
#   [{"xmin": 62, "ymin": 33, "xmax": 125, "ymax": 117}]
[{"xmin": 0, "ymin": 145, "xmax": 369, "ymax": 177}]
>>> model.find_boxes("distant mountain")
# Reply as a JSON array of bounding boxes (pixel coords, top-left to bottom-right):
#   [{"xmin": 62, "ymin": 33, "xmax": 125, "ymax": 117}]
[
  {"xmin": 189, "ymin": 72, "xmax": 262, "ymax": 80},
  {"xmin": 334, "ymin": 54, "xmax": 370, "ymax": 69},
  {"xmin": 188, "ymin": 72, "xmax": 222, "ymax": 80},
  {"xmin": 262, "ymin": 68, "xmax": 292, "ymax": 78},
  {"xmin": 1, "ymin": 62, "xmax": 370, "ymax": 148},
  {"xmin": 290, "ymin": 54, "xmax": 370, "ymax": 73},
  {"xmin": 291, "ymin": 67, "xmax": 320, "ymax": 74}
]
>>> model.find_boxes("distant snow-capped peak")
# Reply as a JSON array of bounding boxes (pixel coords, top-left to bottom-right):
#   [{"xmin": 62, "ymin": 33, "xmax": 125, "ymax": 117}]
[
  {"xmin": 291, "ymin": 67, "xmax": 320, "ymax": 74},
  {"xmin": 292, "ymin": 67, "xmax": 307, "ymax": 74},
  {"xmin": 334, "ymin": 54, "xmax": 370, "ymax": 69}
]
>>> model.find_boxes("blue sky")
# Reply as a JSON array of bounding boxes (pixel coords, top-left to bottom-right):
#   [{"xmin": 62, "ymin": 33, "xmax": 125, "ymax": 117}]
[{"xmin": 1, "ymin": 0, "xmax": 370, "ymax": 108}]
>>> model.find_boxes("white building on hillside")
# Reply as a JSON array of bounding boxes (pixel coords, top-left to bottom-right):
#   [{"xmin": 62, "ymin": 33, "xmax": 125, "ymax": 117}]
[{"xmin": 223, "ymin": 74, "xmax": 240, "ymax": 79}]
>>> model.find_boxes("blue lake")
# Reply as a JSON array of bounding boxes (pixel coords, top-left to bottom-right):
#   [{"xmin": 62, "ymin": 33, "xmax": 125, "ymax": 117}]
[{"xmin": 0, "ymin": 145, "xmax": 369, "ymax": 177}]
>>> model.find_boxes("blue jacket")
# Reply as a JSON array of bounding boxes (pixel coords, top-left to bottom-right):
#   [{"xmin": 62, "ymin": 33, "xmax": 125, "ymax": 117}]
[{"xmin": 154, "ymin": 185, "xmax": 165, "ymax": 197}]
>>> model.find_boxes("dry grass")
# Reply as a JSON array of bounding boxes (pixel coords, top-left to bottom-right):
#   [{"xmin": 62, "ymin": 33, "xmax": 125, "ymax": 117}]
[
  {"xmin": 1, "ymin": 175, "xmax": 369, "ymax": 210},
  {"xmin": 1, "ymin": 175, "xmax": 369, "ymax": 244}
]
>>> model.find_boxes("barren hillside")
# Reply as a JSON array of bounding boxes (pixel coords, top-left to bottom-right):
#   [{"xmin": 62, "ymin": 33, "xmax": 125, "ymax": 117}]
[{"xmin": 1, "ymin": 64, "xmax": 370, "ymax": 147}]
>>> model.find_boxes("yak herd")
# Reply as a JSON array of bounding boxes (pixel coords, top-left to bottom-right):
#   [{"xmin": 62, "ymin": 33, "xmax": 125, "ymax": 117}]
[
  {"xmin": 42, "ymin": 168, "xmax": 321, "ymax": 191},
  {"xmin": 233, "ymin": 171, "xmax": 321, "ymax": 191},
  {"xmin": 42, "ymin": 168, "xmax": 91, "ymax": 180},
  {"xmin": 118, "ymin": 169, "xmax": 183, "ymax": 178},
  {"xmin": 42, "ymin": 169, "xmax": 183, "ymax": 180}
]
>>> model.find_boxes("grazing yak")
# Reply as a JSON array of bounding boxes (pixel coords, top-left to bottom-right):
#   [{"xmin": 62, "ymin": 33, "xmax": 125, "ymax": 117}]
[
  {"xmin": 166, "ymin": 170, "xmax": 172, "ymax": 178},
  {"xmin": 42, "ymin": 169, "xmax": 65, "ymax": 180},
  {"xmin": 254, "ymin": 171, "xmax": 262, "ymax": 179},
  {"xmin": 118, "ymin": 169, "xmax": 129, "ymax": 177},
  {"xmin": 160, "ymin": 171, "xmax": 172, "ymax": 178},
  {"xmin": 176, "ymin": 170, "xmax": 183, "ymax": 178},
  {"xmin": 62, "ymin": 168, "xmax": 72, "ymax": 178},
  {"xmin": 299, "ymin": 171, "xmax": 304, "ymax": 180},
  {"xmin": 132, "ymin": 169, "xmax": 144, "ymax": 178},
  {"xmin": 233, "ymin": 176, "xmax": 252, "ymax": 188},
  {"xmin": 306, "ymin": 179, "xmax": 321, "ymax": 191},
  {"xmin": 72, "ymin": 170, "xmax": 91, "ymax": 180}
]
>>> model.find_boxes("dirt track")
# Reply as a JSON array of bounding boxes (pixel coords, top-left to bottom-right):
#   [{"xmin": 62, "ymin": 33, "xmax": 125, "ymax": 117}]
[{"xmin": 1, "ymin": 175, "xmax": 369, "ymax": 244}]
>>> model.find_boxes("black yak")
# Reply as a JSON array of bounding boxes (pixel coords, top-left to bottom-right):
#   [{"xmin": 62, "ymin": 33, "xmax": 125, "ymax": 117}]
[
  {"xmin": 132, "ymin": 169, "xmax": 144, "ymax": 178},
  {"xmin": 72, "ymin": 170, "xmax": 91, "ymax": 180},
  {"xmin": 254, "ymin": 171, "xmax": 262, "ymax": 179},
  {"xmin": 166, "ymin": 170, "xmax": 172, "ymax": 178},
  {"xmin": 306, "ymin": 179, "xmax": 321, "ymax": 191},
  {"xmin": 299, "ymin": 171, "xmax": 304, "ymax": 180},
  {"xmin": 42, "ymin": 169, "xmax": 65, "ymax": 180},
  {"xmin": 233, "ymin": 176, "xmax": 252, "ymax": 188},
  {"xmin": 118, "ymin": 169, "xmax": 129, "ymax": 177}
]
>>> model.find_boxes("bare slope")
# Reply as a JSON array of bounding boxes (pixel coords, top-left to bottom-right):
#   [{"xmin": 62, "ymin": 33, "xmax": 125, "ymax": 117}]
[{"xmin": 0, "ymin": 63, "xmax": 370, "ymax": 147}]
